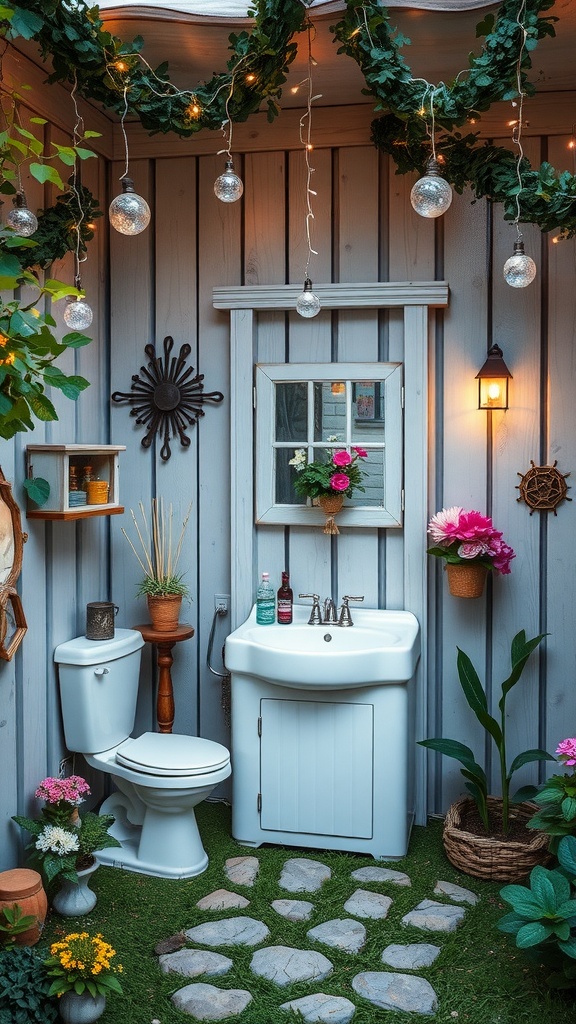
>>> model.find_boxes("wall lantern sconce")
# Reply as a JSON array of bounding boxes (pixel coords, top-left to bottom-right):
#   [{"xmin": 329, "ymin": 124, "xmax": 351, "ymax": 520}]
[{"xmin": 476, "ymin": 344, "xmax": 512, "ymax": 410}]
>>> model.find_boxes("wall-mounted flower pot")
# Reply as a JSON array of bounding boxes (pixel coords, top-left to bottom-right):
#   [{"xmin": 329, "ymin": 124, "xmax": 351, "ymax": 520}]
[{"xmin": 445, "ymin": 562, "xmax": 488, "ymax": 598}]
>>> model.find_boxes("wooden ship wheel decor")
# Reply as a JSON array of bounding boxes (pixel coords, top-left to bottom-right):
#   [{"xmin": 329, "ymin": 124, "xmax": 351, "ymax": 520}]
[
  {"xmin": 112, "ymin": 336, "xmax": 224, "ymax": 461},
  {"xmin": 516, "ymin": 460, "xmax": 571, "ymax": 515}
]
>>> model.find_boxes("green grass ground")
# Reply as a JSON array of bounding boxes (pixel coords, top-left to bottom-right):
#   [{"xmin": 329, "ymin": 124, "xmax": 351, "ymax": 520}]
[{"xmin": 39, "ymin": 803, "xmax": 570, "ymax": 1024}]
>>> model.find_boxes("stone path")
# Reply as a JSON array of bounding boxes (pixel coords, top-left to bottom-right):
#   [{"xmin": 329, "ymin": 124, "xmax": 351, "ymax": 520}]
[{"xmin": 156, "ymin": 854, "xmax": 479, "ymax": 1020}]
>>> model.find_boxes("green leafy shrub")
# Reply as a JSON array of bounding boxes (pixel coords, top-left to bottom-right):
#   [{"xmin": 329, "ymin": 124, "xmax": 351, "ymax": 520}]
[
  {"xmin": 419, "ymin": 630, "xmax": 554, "ymax": 832},
  {"xmin": 498, "ymin": 834, "xmax": 576, "ymax": 988},
  {"xmin": 0, "ymin": 945, "xmax": 59, "ymax": 1024}
]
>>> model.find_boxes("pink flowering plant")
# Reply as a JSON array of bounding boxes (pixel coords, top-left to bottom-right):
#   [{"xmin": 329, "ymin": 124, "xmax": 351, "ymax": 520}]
[
  {"xmin": 427, "ymin": 505, "xmax": 515, "ymax": 575},
  {"xmin": 526, "ymin": 737, "xmax": 576, "ymax": 852},
  {"xmin": 12, "ymin": 775, "xmax": 120, "ymax": 889},
  {"xmin": 290, "ymin": 444, "xmax": 368, "ymax": 501}
]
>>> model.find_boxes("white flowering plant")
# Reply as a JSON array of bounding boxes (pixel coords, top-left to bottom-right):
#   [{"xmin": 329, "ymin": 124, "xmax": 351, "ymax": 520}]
[{"xmin": 12, "ymin": 775, "xmax": 120, "ymax": 888}]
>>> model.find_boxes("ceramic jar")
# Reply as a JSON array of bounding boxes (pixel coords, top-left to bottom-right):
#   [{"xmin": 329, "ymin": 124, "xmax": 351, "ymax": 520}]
[
  {"xmin": 52, "ymin": 860, "xmax": 98, "ymax": 917},
  {"xmin": 0, "ymin": 867, "xmax": 48, "ymax": 945},
  {"xmin": 58, "ymin": 991, "xmax": 106, "ymax": 1024}
]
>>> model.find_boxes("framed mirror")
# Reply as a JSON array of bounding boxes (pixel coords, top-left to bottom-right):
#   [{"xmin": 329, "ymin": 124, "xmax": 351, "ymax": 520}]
[
  {"xmin": 0, "ymin": 466, "xmax": 27, "ymax": 661},
  {"xmin": 255, "ymin": 362, "xmax": 403, "ymax": 528}
]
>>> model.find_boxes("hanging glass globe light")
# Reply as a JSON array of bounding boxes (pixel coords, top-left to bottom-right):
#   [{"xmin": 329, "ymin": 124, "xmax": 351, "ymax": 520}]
[
  {"xmin": 6, "ymin": 191, "xmax": 38, "ymax": 237},
  {"xmin": 109, "ymin": 177, "xmax": 151, "ymax": 235},
  {"xmin": 503, "ymin": 239, "xmax": 537, "ymax": 288},
  {"xmin": 296, "ymin": 278, "xmax": 321, "ymax": 318},
  {"xmin": 214, "ymin": 159, "xmax": 244, "ymax": 203},
  {"xmin": 410, "ymin": 157, "xmax": 453, "ymax": 219},
  {"xmin": 63, "ymin": 296, "xmax": 93, "ymax": 331}
]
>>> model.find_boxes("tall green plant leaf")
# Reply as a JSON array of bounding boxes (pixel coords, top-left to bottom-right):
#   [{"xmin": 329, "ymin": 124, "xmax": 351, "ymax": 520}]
[
  {"xmin": 499, "ymin": 631, "xmax": 547, "ymax": 704},
  {"xmin": 456, "ymin": 647, "xmax": 502, "ymax": 746}
]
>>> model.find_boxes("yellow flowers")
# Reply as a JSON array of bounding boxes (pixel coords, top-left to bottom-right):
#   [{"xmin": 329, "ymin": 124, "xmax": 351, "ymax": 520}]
[{"xmin": 46, "ymin": 931, "xmax": 123, "ymax": 999}]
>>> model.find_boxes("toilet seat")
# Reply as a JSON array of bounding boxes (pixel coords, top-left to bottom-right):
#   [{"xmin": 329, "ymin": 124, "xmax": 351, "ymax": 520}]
[{"xmin": 116, "ymin": 732, "xmax": 230, "ymax": 777}]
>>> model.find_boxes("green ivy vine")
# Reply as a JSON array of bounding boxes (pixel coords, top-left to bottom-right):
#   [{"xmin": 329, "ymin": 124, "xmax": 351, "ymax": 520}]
[{"xmin": 3, "ymin": 0, "xmax": 575, "ymax": 235}]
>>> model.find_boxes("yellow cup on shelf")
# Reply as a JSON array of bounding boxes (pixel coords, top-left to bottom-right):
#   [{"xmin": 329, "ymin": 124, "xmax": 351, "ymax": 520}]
[{"xmin": 86, "ymin": 480, "xmax": 109, "ymax": 505}]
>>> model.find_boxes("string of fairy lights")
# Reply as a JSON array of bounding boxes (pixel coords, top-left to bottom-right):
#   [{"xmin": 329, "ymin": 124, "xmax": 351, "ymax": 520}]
[{"xmin": 2, "ymin": 0, "xmax": 571, "ymax": 311}]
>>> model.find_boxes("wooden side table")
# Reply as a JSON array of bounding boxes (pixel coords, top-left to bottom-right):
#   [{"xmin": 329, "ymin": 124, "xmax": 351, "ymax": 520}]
[{"xmin": 133, "ymin": 623, "xmax": 194, "ymax": 733}]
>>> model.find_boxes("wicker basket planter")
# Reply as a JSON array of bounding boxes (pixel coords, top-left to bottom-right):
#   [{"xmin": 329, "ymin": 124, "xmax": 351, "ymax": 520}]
[
  {"xmin": 445, "ymin": 562, "xmax": 488, "ymax": 598},
  {"xmin": 443, "ymin": 796, "xmax": 551, "ymax": 882}
]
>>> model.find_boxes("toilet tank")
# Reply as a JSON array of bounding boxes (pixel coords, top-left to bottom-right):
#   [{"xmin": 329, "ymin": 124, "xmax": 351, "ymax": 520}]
[{"xmin": 54, "ymin": 629, "xmax": 145, "ymax": 753}]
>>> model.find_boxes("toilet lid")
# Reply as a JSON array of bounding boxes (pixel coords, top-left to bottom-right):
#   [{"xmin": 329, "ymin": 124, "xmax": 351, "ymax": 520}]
[{"xmin": 116, "ymin": 732, "xmax": 230, "ymax": 777}]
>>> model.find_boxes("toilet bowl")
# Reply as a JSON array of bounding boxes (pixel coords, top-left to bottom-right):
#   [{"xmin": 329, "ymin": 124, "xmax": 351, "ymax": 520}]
[{"xmin": 54, "ymin": 629, "xmax": 231, "ymax": 879}]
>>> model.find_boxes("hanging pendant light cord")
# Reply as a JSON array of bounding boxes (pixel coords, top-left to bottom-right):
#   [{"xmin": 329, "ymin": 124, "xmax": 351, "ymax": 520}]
[
  {"xmin": 512, "ymin": 0, "xmax": 528, "ymax": 242},
  {"xmin": 70, "ymin": 72, "xmax": 87, "ymax": 289},
  {"xmin": 119, "ymin": 84, "xmax": 130, "ymax": 181},
  {"xmin": 299, "ymin": 18, "xmax": 319, "ymax": 280}
]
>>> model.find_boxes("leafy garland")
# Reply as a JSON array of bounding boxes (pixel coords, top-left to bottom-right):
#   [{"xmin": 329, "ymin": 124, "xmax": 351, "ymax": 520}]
[
  {"xmin": 4, "ymin": 0, "xmax": 575, "ymax": 235},
  {"xmin": 333, "ymin": 0, "xmax": 576, "ymax": 237}
]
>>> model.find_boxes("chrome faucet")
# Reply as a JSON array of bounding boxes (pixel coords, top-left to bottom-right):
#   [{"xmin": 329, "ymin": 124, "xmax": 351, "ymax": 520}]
[
  {"xmin": 338, "ymin": 595, "xmax": 364, "ymax": 627},
  {"xmin": 323, "ymin": 598, "xmax": 337, "ymax": 624},
  {"xmin": 299, "ymin": 593, "xmax": 322, "ymax": 625}
]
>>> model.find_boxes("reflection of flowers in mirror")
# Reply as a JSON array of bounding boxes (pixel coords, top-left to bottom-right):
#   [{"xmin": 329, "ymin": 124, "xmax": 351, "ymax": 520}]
[{"xmin": 290, "ymin": 445, "xmax": 368, "ymax": 500}]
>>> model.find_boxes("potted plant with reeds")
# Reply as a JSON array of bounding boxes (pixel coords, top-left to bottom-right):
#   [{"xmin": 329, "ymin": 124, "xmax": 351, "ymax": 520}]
[
  {"xmin": 122, "ymin": 498, "xmax": 192, "ymax": 631},
  {"xmin": 419, "ymin": 630, "xmax": 554, "ymax": 881}
]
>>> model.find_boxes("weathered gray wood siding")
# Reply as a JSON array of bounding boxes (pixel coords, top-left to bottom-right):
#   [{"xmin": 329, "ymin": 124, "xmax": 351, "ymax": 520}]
[{"xmin": 2, "ymin": 47, "xmax": 575, "ymax": 867}]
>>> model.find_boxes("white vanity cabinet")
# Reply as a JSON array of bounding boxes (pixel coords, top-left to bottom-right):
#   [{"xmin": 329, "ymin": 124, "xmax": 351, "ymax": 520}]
[{"xmin": 230, "ymin": 671, "xmax": 416, "ymax": 859}]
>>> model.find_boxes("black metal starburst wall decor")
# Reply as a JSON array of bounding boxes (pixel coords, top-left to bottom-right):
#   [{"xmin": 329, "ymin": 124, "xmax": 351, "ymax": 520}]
[{"xmin": 111, "ymin": 336, "xmax": 224, "ymax": 461}]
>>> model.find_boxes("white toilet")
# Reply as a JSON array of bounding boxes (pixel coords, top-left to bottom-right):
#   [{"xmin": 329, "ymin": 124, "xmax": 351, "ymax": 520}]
[{"xmin": 54, "ymin": 628, "xmax": 231, "ymax": 879}]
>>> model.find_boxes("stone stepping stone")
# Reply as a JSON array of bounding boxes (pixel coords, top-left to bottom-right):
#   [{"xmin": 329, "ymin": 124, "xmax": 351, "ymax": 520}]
[
  {"xmin": 279, "ymin": 993, "xmax": 356, "ymax": 1023},
  {"xmin": 171, "ymin": 982, "xmax": 252, "ymax": 1020},
  {"xmin": 401, "ymin": 899, "xmax": 466, "ymax": 933},
  {"xmin": 434, "ymin": 879, "xmax": 479, "ymax": 905},
  {"xmin": 250, "ymin": 945, "xmax": 333, "ymax": 986},
  {"xmin": 381, "ymin": 943, "xmax": 441, "ymax": 969},
  {"xmin": 280, "ymin": 858, "xmax": 331, "ymax": 893},
  {"xmin": 159, "ymin": 949, "xmax": 233, "ymax": 978},
  {"xmin": 225, "ymin": 856, "xmax": 259, "ymax": 887},
  {"xmin": 154, "ymin": 931, "xmax": 187, "ymax": 955},
  {"xmin": 272, "ymin": 898, "xmax": 315, "ymax": 922},
  {"xmin": 351, "ymin": 866, "xmax": 411, "ymax": 886},
  {"xmin": 196, "ymin": 889, "xmax": 250, "ymax": 911},
  {"xmin": 186, "ymin": 917, "xmax": 269, "ymax": 947},
  {"xmin": 307, "ymin": 918, "xmax": 366, "ymax": 954},
  {"xmin": 352, "ymin": 971, "xmax": 438, "ymax": 1015},
  {"xmin": 344, "ymin": 888, "xmax": 392, "ymax": 920}
]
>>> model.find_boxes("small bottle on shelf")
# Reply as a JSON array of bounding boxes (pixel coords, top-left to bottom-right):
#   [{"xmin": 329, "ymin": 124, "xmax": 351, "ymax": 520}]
[
  {"xmin": 256, "ymin": 571, "xmax": 275, "ymax": 625},
  {"xmin": 69, "ymin": 465, "xmax": 78, "ymax": 491},
  {"xmin": 277, "ymin": 571, "xmax": 293, "ymax": 624},
  {"xmin": 81, "ymin": 465, "xmax": 93, "ymax": 492}
]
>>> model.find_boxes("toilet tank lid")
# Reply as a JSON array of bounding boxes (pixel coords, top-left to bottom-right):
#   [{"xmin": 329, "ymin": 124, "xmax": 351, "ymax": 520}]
[{"xmin": 54, "ymin": 628, "xmax": 145, "ymax": 665}]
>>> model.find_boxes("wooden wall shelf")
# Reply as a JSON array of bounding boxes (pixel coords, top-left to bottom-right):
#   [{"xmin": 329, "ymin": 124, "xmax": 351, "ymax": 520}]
[{"xmin": 25, "ymin": 444, "xmax": 126, "ymax": 520}]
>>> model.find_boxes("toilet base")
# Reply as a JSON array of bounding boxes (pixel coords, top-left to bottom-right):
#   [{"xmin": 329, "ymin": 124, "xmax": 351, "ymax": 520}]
[{"xmin": 95, "ymin": 828, "xmax": 209, "ymax": 879}]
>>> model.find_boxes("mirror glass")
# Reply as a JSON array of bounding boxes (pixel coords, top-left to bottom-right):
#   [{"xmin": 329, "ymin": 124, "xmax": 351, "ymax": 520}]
[
  {"xmin": 256, "ymin": 363, "xmax": 403, "ymax": 528},
  {"xmin": 0, "ymin": 492, "xmax": 15, "ymax": 586}
]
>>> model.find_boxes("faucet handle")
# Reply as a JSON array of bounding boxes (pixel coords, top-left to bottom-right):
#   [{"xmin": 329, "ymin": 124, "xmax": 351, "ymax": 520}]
[
  {"xmin": 299, "ymin": 593, "xmax": 322, "ymax": 625},
  {"xmin": 338, "ymin": 595, "xmax": 364, "ymax": 627}
]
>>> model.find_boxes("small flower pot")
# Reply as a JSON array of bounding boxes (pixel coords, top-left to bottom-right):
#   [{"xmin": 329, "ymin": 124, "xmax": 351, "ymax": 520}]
[
  {"xmin": 317, "ymin": 494, "xmax": 344, "ymax": 535},
  {"xmin": 59, "ymin": 991, "xmax": 106, "ymax": 1024},
  {"xmin": 147, "ymin": 594, "xmax": 182, "ymax": 631},
  {"xmin": 445, "ymin": 562, "xmax": 488, "ymax": 598},
  {"xmin": 52, "ymin": 860, "xmax": 98, "ymax": 917}
]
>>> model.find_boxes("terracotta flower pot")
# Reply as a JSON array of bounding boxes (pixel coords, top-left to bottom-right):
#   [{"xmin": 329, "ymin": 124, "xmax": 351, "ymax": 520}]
[
  {"xmin": 445, "ymin": 562, "xmax": 488, "ymax": 598},
  {"xmin": 147, "ymin": 594, "xmax": 182, "ymax": 632},
  {"xmin": 0, "ymin": 868, "xmax": 48, "ymax": 946}
]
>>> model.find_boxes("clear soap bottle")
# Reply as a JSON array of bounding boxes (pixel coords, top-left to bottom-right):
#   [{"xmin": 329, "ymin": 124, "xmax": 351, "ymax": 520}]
[
  {"xmin": 256, "ymin": 571, "xmax": 275, "ymax": 625},
  {"xmin": 277, "ymin": 571, "xmax": 293, "ymax": 624}
]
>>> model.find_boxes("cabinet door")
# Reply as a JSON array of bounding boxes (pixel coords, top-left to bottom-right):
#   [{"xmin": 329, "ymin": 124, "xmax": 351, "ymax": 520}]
[{"xmin": 260, "ymin": 697, "xmax": 374, "ymax": 838}]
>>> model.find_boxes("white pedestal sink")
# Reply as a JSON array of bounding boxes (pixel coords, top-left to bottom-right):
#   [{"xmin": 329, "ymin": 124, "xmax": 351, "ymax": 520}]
[{"xmin": 225, "ymin": 605, "xmax": 421, "ymax": 859}]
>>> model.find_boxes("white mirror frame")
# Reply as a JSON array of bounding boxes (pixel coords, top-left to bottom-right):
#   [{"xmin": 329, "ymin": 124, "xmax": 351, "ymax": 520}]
[{"xmin": 255, "ymin": 361, "xmax": 404, "ymax": 527}]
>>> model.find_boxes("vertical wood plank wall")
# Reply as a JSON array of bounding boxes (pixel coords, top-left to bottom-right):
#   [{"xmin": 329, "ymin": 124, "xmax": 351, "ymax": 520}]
[{"xmin": 2, "ymin": 72, "xmax": 576, "ymax": 865}]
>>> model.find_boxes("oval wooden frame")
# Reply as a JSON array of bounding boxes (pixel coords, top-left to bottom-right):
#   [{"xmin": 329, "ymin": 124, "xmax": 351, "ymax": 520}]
[{"xmin": 0, "ymin": 466, "xmax": 27, "ymax": 661}]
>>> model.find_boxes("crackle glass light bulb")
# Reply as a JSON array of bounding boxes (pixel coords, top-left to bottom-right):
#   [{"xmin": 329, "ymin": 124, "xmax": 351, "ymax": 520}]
[
  {"xmin": 214, "ymin": 159, "xmax": 244, "ymax": 203},
  {"xmin": 6, "ymin": 191, "xmax": 38, "ymax": 237},
  {"xmin": 296, "ymin": 278, "xmax": 321, "ymax": 318},
  {"xmin": 109, "ymin": 177, "xmax": 151, "ymax": 235},
  {"xmin": 63, "ymin": 297, "xmax": 93, "ymax": 330},
  {"xmin": 410, "ymin": 157, "xmax": 453, "ymax": 219},
  {"xmin": 503, "ymin": 240, "xmax": 537, "ymax": 288}
]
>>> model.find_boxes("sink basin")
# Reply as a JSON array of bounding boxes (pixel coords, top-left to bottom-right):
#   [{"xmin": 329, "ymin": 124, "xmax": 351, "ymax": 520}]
[{"xmin": 225, "ymin": 605, "xmax": 420, "ymax": 688}]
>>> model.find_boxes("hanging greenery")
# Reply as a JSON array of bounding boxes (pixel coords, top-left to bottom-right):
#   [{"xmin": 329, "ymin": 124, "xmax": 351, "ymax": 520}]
[{"xmin": 3, "ymin": 0, "xmax": 575, "ymax": 236}]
